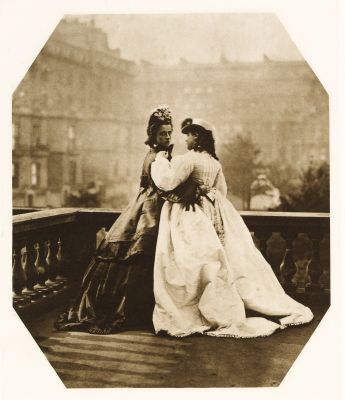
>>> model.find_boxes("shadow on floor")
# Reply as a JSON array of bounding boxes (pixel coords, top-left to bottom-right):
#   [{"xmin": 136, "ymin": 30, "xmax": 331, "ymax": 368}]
[{"xmin": 20, "ymin": 302, "xmax": 330, "ymax": 388}]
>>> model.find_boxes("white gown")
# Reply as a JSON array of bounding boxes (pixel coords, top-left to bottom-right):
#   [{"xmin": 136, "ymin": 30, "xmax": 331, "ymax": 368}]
[{"xmin": 151, "ymin": 150, "xmax": 313, "ymax": 338}]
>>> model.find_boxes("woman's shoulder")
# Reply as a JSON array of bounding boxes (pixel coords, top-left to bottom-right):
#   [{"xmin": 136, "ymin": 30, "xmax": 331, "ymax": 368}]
[
  {"xmin": 191, "ymin": 150, "xmax": 221, "ymax": 166},
  {"xmin": 143, "ymin": 148, "xmax": 157, "ymax": 163},
  {"xmin": 171, "ymin": 150, "xmax": 221, "ymax": 166},
  {"xmin": 170, "ymin": 151, "xmax": 194, "ymax": 169},
  {"xmin": 172, "ymin": 150, "xmax": 192, "ymax": 161},
  {"xmin": 141, "ymin": 148, "xmax": 157, "ymax": 177}
]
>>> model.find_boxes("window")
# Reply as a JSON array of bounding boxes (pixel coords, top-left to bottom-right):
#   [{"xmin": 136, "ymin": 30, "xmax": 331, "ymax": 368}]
[
  {"xmin": 12, "ymin": 163, "xmax": 19, "ymax": 188},
  {"xmin": 32, "ymin": 121, "xmax": 42, "ymax": 147},
  {"xmin": 12, "ymin": 122, "xmax": 19, "ymax": 150},
  {"xmin": 68, "ymin": 126, "xmax": 75, "ymax": 140},
  {"xmin": 63, "ymin": 190, "xmax": 69, "ymax": 205},
  {"xmin": 27, "ymin": 194, "xmax": 34, "ymax": 207},
  {"xmin": 69, "ymin": 160, "xmax": 77, "ymax": 186},
  {"xmin": 67, "ymin": 126, "xmax": 76, "ymax": 151},
  {"xmin": 31, "ymin": 162, "xmax": 40, "ymax": 187}
]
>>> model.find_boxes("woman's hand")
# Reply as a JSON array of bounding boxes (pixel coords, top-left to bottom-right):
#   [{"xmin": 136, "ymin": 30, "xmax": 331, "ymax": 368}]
[{"xmin": 156, "ymin": 151, "xmax": 169, "ymax": 160}]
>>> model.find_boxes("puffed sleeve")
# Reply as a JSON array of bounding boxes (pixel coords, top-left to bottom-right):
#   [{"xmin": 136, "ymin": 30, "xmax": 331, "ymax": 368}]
[
  {"xmin": 151, "ymin": 153, "xmax": 193, "ymax": 191},
  {"xmin": 214, "ymin": 168, "xmax": 228, "ymax": 197}
]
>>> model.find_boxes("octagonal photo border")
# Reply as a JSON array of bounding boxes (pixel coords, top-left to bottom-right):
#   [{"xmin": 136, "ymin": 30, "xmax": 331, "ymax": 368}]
[{"xmin": 1, "ymin": 0, "xmax": 343, "ymax": 399}]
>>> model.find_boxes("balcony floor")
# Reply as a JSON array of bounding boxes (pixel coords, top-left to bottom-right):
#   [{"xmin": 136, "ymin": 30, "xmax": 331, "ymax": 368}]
[{"xmin": 23, "ymin": 302, "xmax": 329, "ymax": 388}]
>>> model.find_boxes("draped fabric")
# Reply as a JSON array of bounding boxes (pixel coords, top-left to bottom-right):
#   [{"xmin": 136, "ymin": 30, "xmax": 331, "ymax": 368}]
[
  {"xmin": 151, "ymin": 151, "xmax": 313, "ymax": 338},
  {"xmin": 54, "ymin": 148, "xmax": 164, "ymax": 334}
]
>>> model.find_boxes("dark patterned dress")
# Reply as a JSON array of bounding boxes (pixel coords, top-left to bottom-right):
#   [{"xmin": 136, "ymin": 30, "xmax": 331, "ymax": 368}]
[{"xmin": 55, "ymin": 147, "xmax": 168, "ymax": 333}]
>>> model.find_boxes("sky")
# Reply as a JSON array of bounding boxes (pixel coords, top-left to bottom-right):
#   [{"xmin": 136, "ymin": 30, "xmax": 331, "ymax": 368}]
[{"xmin": 70, "ymin": 13, "xmax": 303, "ymax": 64}]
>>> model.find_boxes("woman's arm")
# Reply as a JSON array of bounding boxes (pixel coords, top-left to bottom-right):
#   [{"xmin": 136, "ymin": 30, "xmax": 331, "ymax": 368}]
[{"xmin": 151, "ymin": 153, "xmax": 193, "ymax": 191}]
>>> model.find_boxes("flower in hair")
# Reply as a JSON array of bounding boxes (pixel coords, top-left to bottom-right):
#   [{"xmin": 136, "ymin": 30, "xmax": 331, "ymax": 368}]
[{"xmin": 151, "ymin": 105, "xmax": 172, "ymax": 123}]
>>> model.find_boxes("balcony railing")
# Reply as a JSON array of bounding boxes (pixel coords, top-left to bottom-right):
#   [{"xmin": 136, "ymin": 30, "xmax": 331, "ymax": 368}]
[{"xmin": 12, "ymin": 208, "xmax": 330, "ymax": 321}]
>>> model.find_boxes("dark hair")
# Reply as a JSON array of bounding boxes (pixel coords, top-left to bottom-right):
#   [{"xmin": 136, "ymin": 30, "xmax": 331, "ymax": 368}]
[{"xmin": 186, "ymin": 127, "xmax": 219, "ymax": 160}]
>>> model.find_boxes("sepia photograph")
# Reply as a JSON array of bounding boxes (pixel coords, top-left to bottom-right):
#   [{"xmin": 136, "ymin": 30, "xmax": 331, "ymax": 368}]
[{"xmin": 2, "ymin": 0, "xmax": 343, "ymax": 398}]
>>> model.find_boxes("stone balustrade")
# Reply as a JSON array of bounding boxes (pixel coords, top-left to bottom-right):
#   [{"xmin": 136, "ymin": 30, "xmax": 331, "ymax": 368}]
[
  {"xmin": 12, "ymin": 208, "xmax": 330, "ymax": 319},
  {"xmin": 241, "ymin": 211, "xmax": 330, "ymax": 297}
]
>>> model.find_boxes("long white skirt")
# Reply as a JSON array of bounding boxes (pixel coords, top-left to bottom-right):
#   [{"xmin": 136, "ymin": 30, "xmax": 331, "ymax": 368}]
[{"xmin": 153, "ymin": 193, "xmax": 313, "ymax": 338}]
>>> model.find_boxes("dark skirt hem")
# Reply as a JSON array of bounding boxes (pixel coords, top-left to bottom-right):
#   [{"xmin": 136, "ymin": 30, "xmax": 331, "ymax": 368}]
[{"xmin": 54, "ymin": 239, "xmax": 156, "ymax": 334}]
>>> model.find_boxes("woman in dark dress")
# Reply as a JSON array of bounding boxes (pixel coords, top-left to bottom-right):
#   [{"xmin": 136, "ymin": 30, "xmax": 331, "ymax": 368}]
[{"xmin": 55, "ymin": 106, "xmax": 174, "ymax": 334}]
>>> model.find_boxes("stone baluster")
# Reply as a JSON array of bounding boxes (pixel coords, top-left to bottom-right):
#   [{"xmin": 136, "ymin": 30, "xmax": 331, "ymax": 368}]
[
  {"xmin": 56, "ymin": 237, "xmax": 68, "ymax": 284},
  {"xmin": 319, "ymin": 239, "xmax": 330, "ymax": 294},
  {"xmin": 34, "ymin": 240, "xmax": 51, "ymax": 295},
  {"xmin": 12, "ymin": 243, "xmax": 30, "ymax": 307},
  {"xmin": 45, "ymin": 237, "xmax": 62, "ymax": 289},
  {"xmin": 22, "ymin": 240, "xmax": 40, "ymax": 300},
  {"xmin": 279, "ymin": 231, "xmax": 298, "ymax": 293},
  {"xmin": 306, "ymin": 231, "xmax": 325, "ymax": 292},
  {"xmin": 254, "ymin": 229, "xmax": 272, "ymax": 261},
  {"xmin": 292, "ymin": 260, "xmax": 309, "ymax": 294}
]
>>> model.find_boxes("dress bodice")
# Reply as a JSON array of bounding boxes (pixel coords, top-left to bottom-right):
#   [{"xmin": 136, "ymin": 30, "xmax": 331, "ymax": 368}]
[
  {"xmin": 151, "ymin": 150, "xmax": 228, "ymax": 197},
  {"xmin": 140, "ymin": 148, "xmax": 160, "ymax": 190},
  {"xmin": 187, "ymin": 151, "xmax": 221, "ymax": 187}
]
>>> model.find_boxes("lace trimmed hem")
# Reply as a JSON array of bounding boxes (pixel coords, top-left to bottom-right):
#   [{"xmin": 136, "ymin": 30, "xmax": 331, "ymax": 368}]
[
  {"xmin": 204, "ymin": 329, "xmax": 279, "ymax": 339},
  {"xmin": 154, "ymin": 314, "xmax": 313, "ymax": 339},
  {"xmin": 280, "ymin": 317, "xmax": 314, "ymax": 329}
]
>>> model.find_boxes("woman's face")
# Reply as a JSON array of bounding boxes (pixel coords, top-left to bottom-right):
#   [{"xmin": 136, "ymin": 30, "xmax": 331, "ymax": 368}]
[
  {"xmin": 185, "ymin": 131, "xmax": 198, "ymax": 150},
  {"xmin": 155, "ymin": 124, "xmax": 172, "ymax": 148}
]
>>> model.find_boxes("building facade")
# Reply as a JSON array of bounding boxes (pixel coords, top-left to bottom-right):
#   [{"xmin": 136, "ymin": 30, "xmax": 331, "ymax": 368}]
[
  {"xmin": 134, "ymin": 57, "xmax": 329, "ymax": 166},
  {"xmin": 12, "ymin": 18, "xmax": 329, "ymax": 208},
  {"xmin": 12, "ymin": 18, "xmax": 137, "ymax": 208}
]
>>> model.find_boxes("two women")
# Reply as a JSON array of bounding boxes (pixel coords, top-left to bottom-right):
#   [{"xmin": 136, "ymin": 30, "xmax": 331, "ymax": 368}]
[{"xmin": 56, "ymin": 108, "xmax": 313, "ymax": 338}]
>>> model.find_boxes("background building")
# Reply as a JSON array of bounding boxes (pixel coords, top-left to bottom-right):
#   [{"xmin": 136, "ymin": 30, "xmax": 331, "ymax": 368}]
[
  {"xmin": 135, "ymin": 57, "xmax": 328, "ymax": 165},
  {"xmin": 12, "ymin": 17, "xmax": 329, "ymax": 209},
  {"xmin": 12, "ymin": 18, "xmax": 136, "ymax": 208}
]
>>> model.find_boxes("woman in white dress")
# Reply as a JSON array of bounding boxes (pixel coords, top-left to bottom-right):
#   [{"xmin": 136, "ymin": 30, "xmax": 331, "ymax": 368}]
[{"xmin": 150, "ymin": 118, "xmax": 313, "ymax": 338}]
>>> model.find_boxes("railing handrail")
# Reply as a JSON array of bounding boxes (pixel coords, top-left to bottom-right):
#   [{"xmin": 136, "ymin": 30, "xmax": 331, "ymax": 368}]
[
  {"xmin": 13, "ymin": 207, "xmax": 330, "ymax": 235},
  {"xmin": 13, "ymin": 207, "xmax": 330, "ymax": 220},
  {"xmin": 13, "ymin": 208, "xmax": 122, "ymax": 234},
  {"xmin": 239, "ymin": 210, "xmax": 330, "ymax": 218}
]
